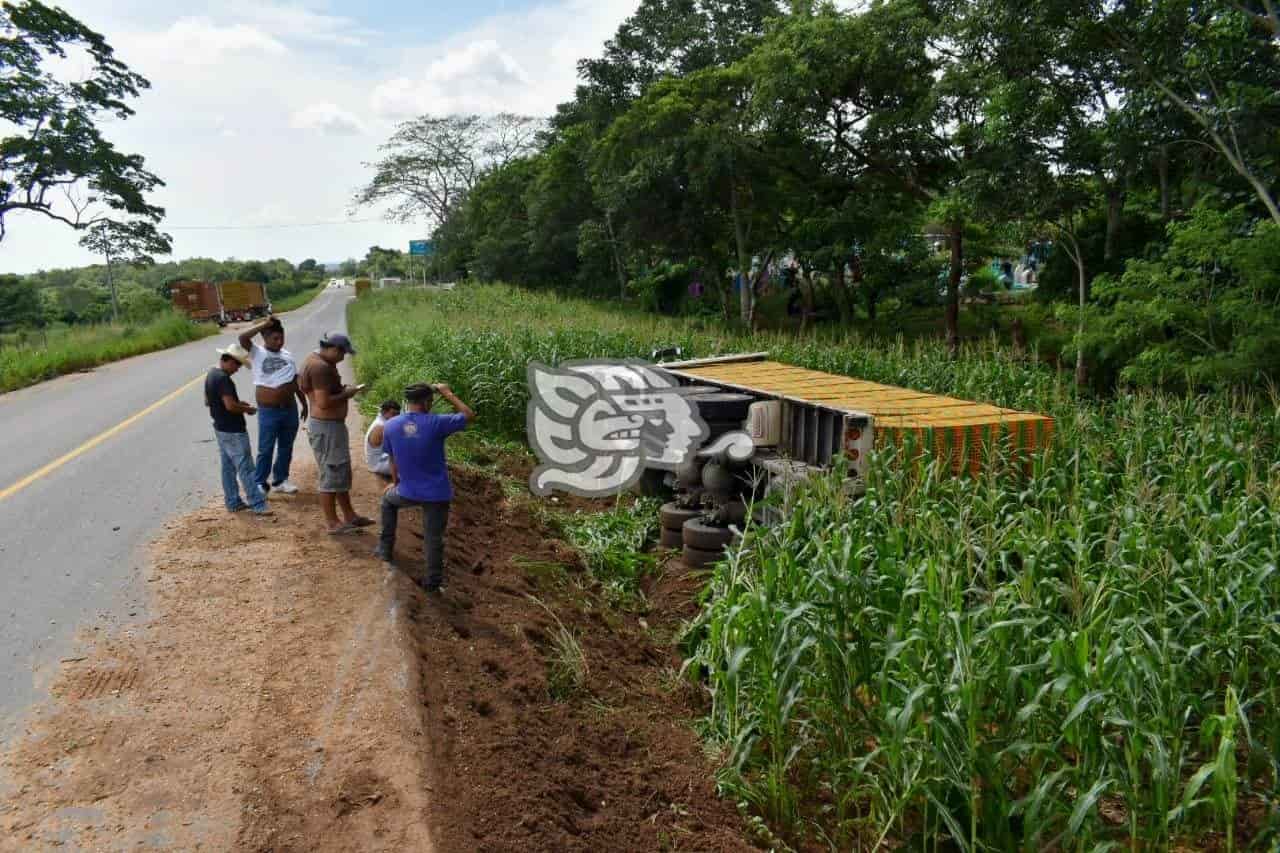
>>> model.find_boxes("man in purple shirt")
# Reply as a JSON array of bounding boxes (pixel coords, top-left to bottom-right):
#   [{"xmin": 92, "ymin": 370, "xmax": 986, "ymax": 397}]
[{"xmin": 376, "ymin": 382, "xmax": 475, "ymax": 593}]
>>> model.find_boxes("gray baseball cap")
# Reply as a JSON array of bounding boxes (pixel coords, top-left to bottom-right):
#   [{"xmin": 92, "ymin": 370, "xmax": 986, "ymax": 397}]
[{"xmin": 320, "ymin": 332, "xmax": 357, "ymax": 354}]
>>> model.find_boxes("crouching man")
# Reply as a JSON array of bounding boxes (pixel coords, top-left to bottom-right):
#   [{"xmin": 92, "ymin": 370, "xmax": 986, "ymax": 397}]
[
  {"xmin": 364, "ymin": 399, "xmax": 401, "ymax": 478},
  {"xmin": 376, "ymin": 383, "xmax": 475, "ymax": 593}
]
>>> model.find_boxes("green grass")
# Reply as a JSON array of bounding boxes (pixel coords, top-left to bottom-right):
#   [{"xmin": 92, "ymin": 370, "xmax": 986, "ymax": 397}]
[
  {"xmin": 348, "ymin": 282, "xmax": 1280, "ymax": 849},
  {"xmin": 0, "ymin": 313, "xmax": 217, "ymax": 393},
  {"xmin": 547, "ymin": 497, "xmax": 662, "ymax": 607},
  {"xmin": 272, "ymin": 282, "xmax": 325, "ymax": 313}
]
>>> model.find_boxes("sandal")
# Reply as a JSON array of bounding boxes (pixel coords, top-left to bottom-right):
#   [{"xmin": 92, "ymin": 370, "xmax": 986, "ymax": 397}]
[
  {"xmin": 327, "ymin": 522, "xmax": 360, "ymax": 535},
  {"xmin": 350, "ymin": 516, "xmax": 376, "ymax": 528}
]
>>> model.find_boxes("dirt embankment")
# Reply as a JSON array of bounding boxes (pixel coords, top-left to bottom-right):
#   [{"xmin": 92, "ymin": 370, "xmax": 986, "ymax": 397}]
[{"xmin": 0, "ymin": 425, "xmax": 755, "ymax": 851}]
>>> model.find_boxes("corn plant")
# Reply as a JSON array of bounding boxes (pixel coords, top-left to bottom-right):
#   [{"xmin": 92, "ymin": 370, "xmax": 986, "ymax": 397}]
[{"xmin": 349, "ymin": 283, "xmax": 1280, "ymax": 849}]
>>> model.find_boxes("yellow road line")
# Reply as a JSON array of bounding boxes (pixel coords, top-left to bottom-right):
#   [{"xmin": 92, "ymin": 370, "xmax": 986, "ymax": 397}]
[{"xmin": 0, "ymin": 374, "xmax": 205, "ymax": 504}]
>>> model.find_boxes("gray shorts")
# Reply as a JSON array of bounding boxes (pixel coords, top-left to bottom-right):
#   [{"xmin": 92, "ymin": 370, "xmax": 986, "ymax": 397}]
[{"xmin": 308, "ymin": 419, "xmax": 352, "ymax": 493}]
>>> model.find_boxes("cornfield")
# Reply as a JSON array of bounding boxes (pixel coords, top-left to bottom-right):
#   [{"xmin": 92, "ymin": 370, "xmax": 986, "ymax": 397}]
[{"xmin": 350, "ymin": 284, "xmax": 1280, "ymax": 849}]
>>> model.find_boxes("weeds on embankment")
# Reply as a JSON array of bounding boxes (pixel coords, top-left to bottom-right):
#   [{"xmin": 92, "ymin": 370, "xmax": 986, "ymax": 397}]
[
  {"xmin": 350, "ymin": 283, "xmax": 1280, "ymax": 849},
  {"xmin": 0, "ymin": 314, "xmax": 216, "ymax": 393}
]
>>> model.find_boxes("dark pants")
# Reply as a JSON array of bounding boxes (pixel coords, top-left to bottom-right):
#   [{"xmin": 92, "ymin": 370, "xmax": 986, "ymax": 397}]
[
  {"xmin": 254, "ymin": 404, "xmax": 299, "ymax": 489},
  {"xmin": 380, "ymin": 486, "xmax": 450, "ymax": 587}
]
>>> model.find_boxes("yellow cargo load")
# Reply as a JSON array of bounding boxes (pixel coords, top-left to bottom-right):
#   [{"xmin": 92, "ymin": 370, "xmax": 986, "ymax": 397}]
[{"xmin": 667, "ymin": 356, "xmax": 1054, "ymax": 475}]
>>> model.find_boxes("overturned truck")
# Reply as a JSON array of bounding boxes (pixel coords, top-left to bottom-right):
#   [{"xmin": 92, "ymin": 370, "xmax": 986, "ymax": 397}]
[{"xmin": 649, "ymin": 353, "xmax": 1055, "ymax": 566}]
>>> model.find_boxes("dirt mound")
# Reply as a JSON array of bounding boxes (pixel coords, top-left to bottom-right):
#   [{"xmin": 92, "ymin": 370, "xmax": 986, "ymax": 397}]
[{"xmin": 401, "ymin": 467, "xmax": 754, "ymax": 852}]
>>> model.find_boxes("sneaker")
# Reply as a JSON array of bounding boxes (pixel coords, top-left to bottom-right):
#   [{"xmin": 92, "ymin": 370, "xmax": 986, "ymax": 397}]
[
  {"xmin": 228, "ymin": 503, "xmax": 249, "ymax": 513},
  {"xmin": 273, "ymin": 480, "xmax": 300, "ymax": 495},
  {"xmin": 251, "ymin": 507, "xmax": 275, "ymax": 517},
  {"xmin": 372, "ymin": 547, "xmax": 394, "ymax": 566}
]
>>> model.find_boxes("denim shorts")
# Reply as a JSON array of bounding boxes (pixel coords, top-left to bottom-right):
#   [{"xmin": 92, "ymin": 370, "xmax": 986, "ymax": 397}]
[{"xmin": 307, "ymin": 418, "xmax": 352, "ymax": 492}]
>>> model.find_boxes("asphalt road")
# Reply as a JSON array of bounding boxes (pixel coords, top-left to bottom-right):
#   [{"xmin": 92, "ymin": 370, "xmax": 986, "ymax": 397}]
[{"xmin": 0, "ymin": 287, "xmax": 354, "ymax": 743}]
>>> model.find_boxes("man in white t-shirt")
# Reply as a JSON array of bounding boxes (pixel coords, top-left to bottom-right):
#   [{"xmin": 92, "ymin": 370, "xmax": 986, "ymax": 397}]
[
  {"xmin": 239, "ymin": 316, "xmax": 308, "ymax": 495},
  {"xmin": 364, "ymin": 399, "xmax": 401, "ymax": 477}
]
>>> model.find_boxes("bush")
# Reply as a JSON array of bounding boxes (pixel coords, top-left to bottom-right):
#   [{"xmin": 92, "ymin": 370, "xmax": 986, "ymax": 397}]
[{"xmin": 1087, "ymin": 205, "xmax": 1280, "ymax": 390}]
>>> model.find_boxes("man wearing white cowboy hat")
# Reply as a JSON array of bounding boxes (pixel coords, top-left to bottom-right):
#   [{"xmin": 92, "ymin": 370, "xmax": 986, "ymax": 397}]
[{"xmin": 205, "ymin": 343, "xmax": 271, "ymax": 515}]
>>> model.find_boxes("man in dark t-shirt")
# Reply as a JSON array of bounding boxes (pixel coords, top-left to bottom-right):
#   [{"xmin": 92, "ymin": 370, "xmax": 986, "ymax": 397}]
[{"xmin": 206, "ymin": 345, "xmax": 270, "ymax": 515}]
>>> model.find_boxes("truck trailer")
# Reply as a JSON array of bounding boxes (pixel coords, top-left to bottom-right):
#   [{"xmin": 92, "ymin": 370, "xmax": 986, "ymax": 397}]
[
  {"xmin": 170, "ymin": 280, "xmax": 224, "ymax": 324},
  {"xmin": 650, "ymin": 353, "xmax": 1055, "ymax": 565},
  {"xmin": 217, "ymin": 281, "xmax": 271, "ymax": 322}
]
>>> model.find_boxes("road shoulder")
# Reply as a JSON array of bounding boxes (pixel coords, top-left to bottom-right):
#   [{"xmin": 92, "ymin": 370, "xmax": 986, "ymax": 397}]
[
  {"xmin": 0, "ymin": 413, "xmax": 757, "ymax": 851},
  {"xmin": 0, "ymin": 431, "xmax": 434, "ymax": 851}
]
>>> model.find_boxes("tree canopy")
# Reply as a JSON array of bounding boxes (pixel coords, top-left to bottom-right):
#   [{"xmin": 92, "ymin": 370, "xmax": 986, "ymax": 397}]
[
  {"xmin": 358, "ymin": 0, "xmax": 1280, "ymax": 390},
  {"xmin": 0, "ymin": 0, "xmax": 165, "ymax": 241}
]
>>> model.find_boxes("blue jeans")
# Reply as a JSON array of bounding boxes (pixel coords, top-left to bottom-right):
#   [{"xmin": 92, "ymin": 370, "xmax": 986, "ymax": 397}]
[
  {"xmin": 379, "ymin": 487, "xmax": 450, "ymax": 587},
  {"xmin": 254, "ymin": 404, "xmax": 299, "ymax": 489},
  {"xmin": 215, "ymin": 429, "xmax": 267, "ymax": 512}
]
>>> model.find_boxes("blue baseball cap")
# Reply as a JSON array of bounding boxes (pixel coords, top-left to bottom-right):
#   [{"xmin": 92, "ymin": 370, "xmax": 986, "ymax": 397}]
[{"xmin": 320, "ymin": 332, "xmax": 357, "ymax": 355}]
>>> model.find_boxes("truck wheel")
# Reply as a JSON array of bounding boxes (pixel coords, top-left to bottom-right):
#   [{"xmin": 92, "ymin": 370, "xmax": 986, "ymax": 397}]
[
  {"xmin": 658, "ymin": 526, "xmax": 684, "ymax": 549},
  {"xmin": 683, "ymin": 543, "xmax": 725, "ymax": 568},
  {"xmin": 682, "ymin": 519, "xmax": 735, "ymax": 550},
  {"xmin": 703, "ymin": 418, "xmax": 745, "ymax": 437},
  {"xmin": 692, "ymin": 393, "xmax": 755, "ymax": 421},
  {"xmin": 660, "ymin": 502, "xmax": 702, "ymax": 529},
  {"xmin": 634, "ymin": 468, "xmax": 669, "ymax": 498}
]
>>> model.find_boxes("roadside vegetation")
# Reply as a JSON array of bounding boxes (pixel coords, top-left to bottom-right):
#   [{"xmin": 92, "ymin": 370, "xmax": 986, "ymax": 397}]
[
  {"xmin": 0, "ymin": 258, "xmax": 331, "ymax": 392},
  {"xmin": 271, "ymin": 281, "xmax": 325, "ymax": 313},
  {"xmin": 351, "ymin": 283, "xmax": 1280, "ymax": 848},
  {"xmin": 356, "ymin": 0, "xmax": 1280, "ymax": 395},
  {"xmin": 0, "ymin": 313, "xmax": 215, "ymax": 393}
]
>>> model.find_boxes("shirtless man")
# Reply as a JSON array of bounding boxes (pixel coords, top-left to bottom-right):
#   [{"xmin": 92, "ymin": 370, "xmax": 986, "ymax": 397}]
[
  {"xmin": 239, "ymin": 316, "xmax": 308, "ymax": 495},
  {"xmin": 298, "ymin": 332, "xmax": 373, "ymax": 534}
]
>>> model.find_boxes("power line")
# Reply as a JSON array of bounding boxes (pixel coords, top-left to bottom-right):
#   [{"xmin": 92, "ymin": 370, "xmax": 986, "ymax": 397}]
[{"xmin": 163, "ymin": 217, "xmax": 386, "ymax": 231}]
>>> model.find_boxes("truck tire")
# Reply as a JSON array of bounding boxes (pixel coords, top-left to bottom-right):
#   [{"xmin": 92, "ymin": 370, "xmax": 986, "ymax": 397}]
[
  {"xmin": 658, "ymin": 526, "xmax": 684, "ymax": 549},
  {"xmin": 692, "ymin": 393, "xmax": 755, "ymax": 422},
  {"xmin": 682, "ymin": 518, "xmax": 735, "ymax": 550},
  {"xmin": 634, "ymin": 468, "xmax": 669, "ymax": 498},
  {"xmin": 683, "ymin": 543, "xmax": 725, "ymax": 568},
  {"xmin": 703, "ymin": 418, "xmax": 745, "ymax": 438},
  {"xmin": 660, "ymin": 502, "xmax": 702, "ymax": 529}
]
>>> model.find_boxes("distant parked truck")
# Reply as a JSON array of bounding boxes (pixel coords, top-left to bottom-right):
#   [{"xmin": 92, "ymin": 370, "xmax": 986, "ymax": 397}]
[
  {"xmin": 354, "ymin": 278, "xmax": 372, "ymax": 298},
  {"xmin": 170, "ymin": 280, "xmax": 225, "ymax": 324},
  {"xmin": 218, "ymin": 281, "xmax": 271, "ymax": 322}
]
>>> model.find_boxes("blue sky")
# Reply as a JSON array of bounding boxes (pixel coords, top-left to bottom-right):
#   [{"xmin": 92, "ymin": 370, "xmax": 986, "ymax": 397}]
[{"xmin": 1, "ymin": 0, "xmax": 637, "ymax": 273}]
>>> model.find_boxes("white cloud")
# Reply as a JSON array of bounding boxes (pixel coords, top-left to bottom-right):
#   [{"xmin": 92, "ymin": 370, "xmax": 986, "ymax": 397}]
[
  {"xmin": 290, "ymin": 102, "xmax": 366, "ymax": 136},
  {"xmin": 224, "ymin": 1, "xmax": 371, "ymax": 48},
  {"xmin": 371, "ymin": 0, "xmax": 636, "ymax": 118},
  {"xmin": 372, "ymin": 40, "xmax": 532, "ymax": 119},
  {"xmin": 134, "ymin": 17, "xmax": 287, "ymax": 65},
  {"xmin": 0, "ymin": 0, "xmax": 642, "ymax": 274}
]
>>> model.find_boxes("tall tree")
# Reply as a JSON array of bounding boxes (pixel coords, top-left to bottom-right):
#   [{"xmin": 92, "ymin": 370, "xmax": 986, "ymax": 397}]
[
  {"xmin": 353, "ymin": 113, "xmax": 541, "ymax": 229},
  {"xmin": 77, "ymin": 219, "xmax": 171, "ymax": 323},
  {"xmin": 0, "ymin": 0, "xmax": 164, "ymax": 241},
  {"xmin": 1112, "ymin": 0, "xmax": 1280, "ymax": 225}
]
